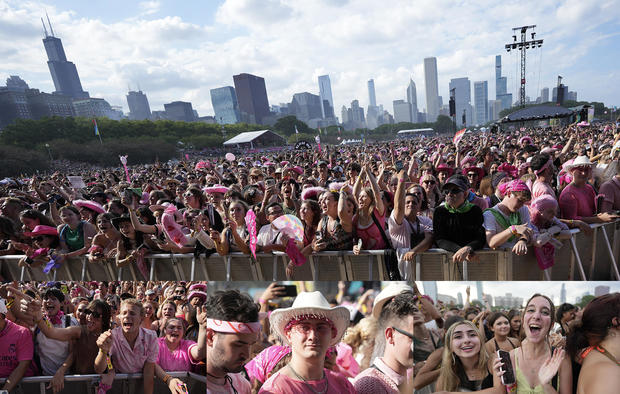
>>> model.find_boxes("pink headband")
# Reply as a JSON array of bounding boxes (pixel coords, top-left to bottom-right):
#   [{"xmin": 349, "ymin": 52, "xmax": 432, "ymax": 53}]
[
  {"xmin": 283, "ymin": 314, "xmax": 337, "ymax": 338},
  {"xmin": 207, "ymin": 318, "xmax": 261, "ymax": 333},
  {"xmin": 535, "ymin": 158, "xmax": 553, "ymax": 175},
  {"xmin": 499, "ymin": 179, "xmax": 530, "ymax": 195}
]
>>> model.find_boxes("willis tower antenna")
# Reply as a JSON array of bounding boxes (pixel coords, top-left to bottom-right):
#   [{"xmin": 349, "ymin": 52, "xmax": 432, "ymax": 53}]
[{"xmin": 505, "ymin": 25, "xmax": 543, "ymax": 107}]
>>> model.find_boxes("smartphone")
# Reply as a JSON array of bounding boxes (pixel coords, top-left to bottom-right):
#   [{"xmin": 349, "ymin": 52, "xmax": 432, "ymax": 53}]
[
  {"xmin": 281, "ymin": 285, "xmax": 298, "ymax": 298},
  {"xmin": 357, "ymin": 238, "xmax": 363, "ymax": 249},
  {"xmin": 266, "ymin": 178, "xmax": 276, "ymax": 187},
  {"xmin": 395, "ymin": 160, "xmax": 404, "ymax": 172},
  {"xmin": 497, "ymin": 350, "xmax": 515, "ymax": 385},
  {"xmin": 121, "ymin": 189, "xmax": 133, "ymax": 205}
]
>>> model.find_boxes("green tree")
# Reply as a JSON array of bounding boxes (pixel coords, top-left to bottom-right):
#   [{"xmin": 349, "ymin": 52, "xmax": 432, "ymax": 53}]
[
  {"xmin": 434, "ymin": 115, "xmax": 455, "ymax": 133},
  {"xmin": 576, "ymin": 295, "xmax": 596, "ymax": 309},
  {"xmin": 272, "ymin": 116, "xmax": 312, "ymax": 136}
]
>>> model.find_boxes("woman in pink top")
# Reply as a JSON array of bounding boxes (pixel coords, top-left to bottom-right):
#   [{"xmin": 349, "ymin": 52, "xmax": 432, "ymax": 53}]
[
  {"xmin": 155, "ymin": 315, "xmax": 206, "ymax": 390},
  {"xmin": 352, "ymin": 164, "xmax": 386, "ymax": 253}
]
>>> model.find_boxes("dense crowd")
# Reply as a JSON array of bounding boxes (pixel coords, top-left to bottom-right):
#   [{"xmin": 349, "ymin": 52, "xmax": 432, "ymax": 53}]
[
  {"xmin": 0, "ymin": 280, "xmax": 206, "ymax": 393},
  {"xmin": 205, "ymin": 281, "xmax": 620, "ymax": 394},
  {"xmin": 1, "ymin": 122, "xmax": 619, "ymax": 279}
]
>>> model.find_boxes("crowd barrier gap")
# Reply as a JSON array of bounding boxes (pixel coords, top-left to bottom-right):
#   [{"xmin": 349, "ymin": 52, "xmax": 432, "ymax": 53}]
[
  {"xmin": 0, "ymin": 371, "xmax": 205, "ymax": 394},
  {"xmin": 1, "ymin": 221, "xmax": 618, "ymax": 281}
]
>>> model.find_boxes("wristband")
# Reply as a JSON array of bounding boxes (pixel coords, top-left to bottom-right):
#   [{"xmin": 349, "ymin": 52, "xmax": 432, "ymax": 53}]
[
  {"xmin": 510, "ymin": 225, "xmax": 518, "ymax": 236},
  {"xmin": 163, "ymin": 374, "xmax": 172, "ymax": 384},
  {"xmin": 259, "ymin": 298, "xmax": 267, "ymax": 305},
  {"xmin": 398, "ymin": 178, "xmax": 405, "ymax": 183}
]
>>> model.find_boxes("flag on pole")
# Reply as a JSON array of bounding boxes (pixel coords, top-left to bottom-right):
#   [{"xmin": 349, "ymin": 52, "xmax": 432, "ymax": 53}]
[
  {"xmin": 93, "ymin": 119, "xmax": 100, "ymax": 136},
  {"xmin": 318, "ymin": 127, "xmax": 322, "ymax": 135},
  {"xmin": 453, "ymin": 128, "xmax": 466, "ymax": 146},
  {"xmin": 295, "ymin": 125, "xmax": 299, "ymax": 134},
  {"xmin": 315, "ymin": 135, "xmax": 321, "ymax": 152}
]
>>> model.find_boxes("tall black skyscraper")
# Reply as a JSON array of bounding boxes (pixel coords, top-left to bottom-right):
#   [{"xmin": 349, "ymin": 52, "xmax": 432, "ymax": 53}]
[
  {"xmin": 233, "ymin": 73, "xmax": 270, "ymax": 124},
  {"xmin": 41, "ymin": 15, "xmax": 89, "ymax": 99}
]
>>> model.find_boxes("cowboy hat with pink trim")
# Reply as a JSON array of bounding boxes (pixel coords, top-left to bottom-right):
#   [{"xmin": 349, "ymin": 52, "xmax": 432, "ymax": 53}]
[
  {"xmin": 436, "ymin": 163, "xmax": 454, "ymax": 176},
  {"xmin": 463, "ymin": 166, "xmax": 485, "ymax": 179},
  {"xmin": 189, "ymin": 283, "xmax": 207, "ymax": 292},
  {"xmin": 188, "ymin": 291, "xmax": 207, "ymax": 302},
  {"xmin": 564, "ymin": 155, "xmax": 594, "ymax": 171},
  {"xmin": 203, "ymin": 185, "xmax": 229, "ymax": 194},
  {"xmin": 73, "ymin": 199, "xmax": 105, "ymax": 214},
  {"xmin": 24, "ymin": 225, "xmax": 58, "ymax": 237}
]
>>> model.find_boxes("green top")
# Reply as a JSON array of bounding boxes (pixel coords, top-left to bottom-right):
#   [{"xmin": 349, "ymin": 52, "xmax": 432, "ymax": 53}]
[
  {"xmin": 61, "ymin": 221, "xmax": 84, "ymax": 252},
  {"xmin": 515, "ymin": 349, "xmax": 558, "ymax": 394}
]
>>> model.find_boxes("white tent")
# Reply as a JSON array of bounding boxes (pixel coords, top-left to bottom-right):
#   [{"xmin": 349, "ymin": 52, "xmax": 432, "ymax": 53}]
[{"xmin": 222, "ymin": 130, "xmax": 286, "ymax": 148}]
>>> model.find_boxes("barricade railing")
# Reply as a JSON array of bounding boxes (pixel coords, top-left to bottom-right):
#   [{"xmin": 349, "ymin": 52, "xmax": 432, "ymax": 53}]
[
  {"xmin": 1, "ymin": 221, "xmax": 617, "ymax": 281},
  {"xmin": 0, "ymin": 371, "xmax": 205, "ymax": 394}
]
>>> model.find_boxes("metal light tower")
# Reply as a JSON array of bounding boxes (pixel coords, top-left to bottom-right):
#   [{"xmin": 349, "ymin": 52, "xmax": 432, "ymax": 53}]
[{"xmin": 505, "ymin": 25, "xmax": 543, "ymax": 107}]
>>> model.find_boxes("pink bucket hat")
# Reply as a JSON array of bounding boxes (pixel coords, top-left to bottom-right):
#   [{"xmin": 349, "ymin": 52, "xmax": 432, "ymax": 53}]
[
  {"xmin": 73, "ymin": 199, "xmax": 105, "ymax": 214},
  {"xmin": 24, "ymin": 225, "xmax": 58, "ymax": 237}
]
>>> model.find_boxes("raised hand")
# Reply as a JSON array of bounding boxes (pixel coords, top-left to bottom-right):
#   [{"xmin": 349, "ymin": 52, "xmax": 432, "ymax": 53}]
[
  {"xmin": 538, "ymin": 348, "xmax": 565, "ymax": 386},
  {"xmin": 96, "ymin": 330, "xmax": 113, "ymax": 354}
]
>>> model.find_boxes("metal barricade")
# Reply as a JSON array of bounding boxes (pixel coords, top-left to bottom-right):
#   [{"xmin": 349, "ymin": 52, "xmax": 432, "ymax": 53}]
[
  {"xmin": 1, "ymin": 220, "xmax": 618, "ymax": 281},
  {"xmin": 0, "ymin": 371, "xmax": 205, "ymax": 394}
]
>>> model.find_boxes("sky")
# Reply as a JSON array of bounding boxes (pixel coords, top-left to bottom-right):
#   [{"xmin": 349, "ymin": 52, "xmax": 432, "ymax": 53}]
[{"xmin": 1, "ymin": 0, "xmax": 619, "ymax": 118}]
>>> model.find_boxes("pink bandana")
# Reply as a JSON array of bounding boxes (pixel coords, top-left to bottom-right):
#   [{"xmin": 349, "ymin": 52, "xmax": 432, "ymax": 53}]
[
  {"xmin": 206, "ymin": 318, "xmax": 261, "ymax": 333},
  {"xmin": 498, "ymin": 179, "xmax": 530, "ymax": 195},
  {"xmin": 245, "ymin": 345, "xmax": 291, "ymax": 384},
  {"xmin": 47, "ymin": 310, "xmax": 64, "ymax": 326}
]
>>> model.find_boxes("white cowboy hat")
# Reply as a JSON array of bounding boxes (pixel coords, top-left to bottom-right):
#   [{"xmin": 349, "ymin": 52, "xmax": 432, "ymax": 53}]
[
  {"xmin": 270, "ymin": 291, "xmax": 349, "ymax": 347},
  {"xmin": 0, "ymin": 298, "xmax": 7, "ymax": 316},
  {"xmin": 372, "ymin": 283, "xmax": 414, "ymax": 319},
  {"xmin": 565, "ymin": 155, "xmax": 594, "ymax": 170}
]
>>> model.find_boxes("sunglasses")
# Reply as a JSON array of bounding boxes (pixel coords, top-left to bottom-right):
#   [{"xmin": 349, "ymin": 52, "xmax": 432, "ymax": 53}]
[
  {"xmin": 444, "ymin": 188, "xmax": 462, "ymax": 195},
  {"xmin": 467, "ymin": 173, "xmax": 478, "ymax": 177},
  {"xmin": 423, "ymin": 180, "xmax": 436, "ymax": 185},
  {"xmin": 392, "ymin": 326, "xmax": 414, "ymax": 339},
  {"xmin": 33, "ymin": 236, "xmax": 46, "ymax": 242},
  {"xmin": 84, "ymin": 309, "xmax": 102, "ymax": 318}
]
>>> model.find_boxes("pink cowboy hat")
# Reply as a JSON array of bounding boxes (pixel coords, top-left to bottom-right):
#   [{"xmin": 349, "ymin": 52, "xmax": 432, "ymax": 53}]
[
  {"xmin": 73, "ymin": 199, "xmax": 105, "ymax": 214},
  {"xmin": 24, "ymin": 225, "xmax": 58, "ymax": 237},
  {"xmin": 203, "ymin": 184, "xmax": 229, "ymax": 194}
]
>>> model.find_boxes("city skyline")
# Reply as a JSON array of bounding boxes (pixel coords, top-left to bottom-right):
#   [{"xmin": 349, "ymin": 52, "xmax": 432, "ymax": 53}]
[{"xmin": 1, "ymin": 0, "xmax": 618, "ymax": 118}]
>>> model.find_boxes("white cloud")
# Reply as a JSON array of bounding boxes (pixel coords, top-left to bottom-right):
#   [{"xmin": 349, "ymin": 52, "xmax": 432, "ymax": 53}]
[
  {"xmin": 0, "ymin": 0, "xmax": 618, "ymax": 118},
  {"xmin": 139, "ymin": 1, "xmax": 161, "ymax": 16}
]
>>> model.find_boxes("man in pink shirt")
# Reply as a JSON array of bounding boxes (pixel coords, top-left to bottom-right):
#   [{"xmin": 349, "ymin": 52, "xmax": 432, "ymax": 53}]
[
  {"xmin": 0, "ymin": 298, "xmax": 34, "ymax": 392},
  {"xmin": 95, "ymin": 298, "xmax": 158, "ymax": 394},
  {"xmin": 599, "ymin": 171, "xmax": 620, "ymax": 212},
  {"xmin": 559, "ymin": 156, "xmax": 619, "ymax": 224},
  {"xmin": 207, "ymin": 290, "xmax": 260, "ymax": 394},
  {"xmin": 354, "ymin": 290, "xmax": 414, "ymax": 393}
]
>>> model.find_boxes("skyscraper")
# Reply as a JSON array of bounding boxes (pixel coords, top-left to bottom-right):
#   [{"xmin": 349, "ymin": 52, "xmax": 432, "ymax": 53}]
[
  {"xmin": 41, "ymin": 15, "xmax": 89, "ymax": 99},
  {"xmin": 560, "ymin": 283, "xmax": 566, "ymax": 304},
  {"xmin": 289, "ymin": 92, "xmax": 323, "ymax": 124},
  {"xmin": 318, "ymin": 75, "xmax": 334, "ymax": 119},
  {"xmin": 541, "ymin": 87, "xmax": 549, "ymax": 103},
  {"xmin": 407, "ymin": 79, "xmax": 418, "ymax": 123},
  {"xmin": 233, "ymin": 73, "xmax": 270, "ymax": 124},
  {"xmin": 210, "ymin": 86, "xmax": 240, "ymax": 124},
  {"xmin": 474, "ymin": 81, "xmax": 489, "ymax": 125},
  {"xmin": 476, "ymin": 281, "xmax": 484, "ymax": 302},
  {"xmin": 393, "ymin": 100, "xmax": 412, "ymax": 123},
  {"xmin": 368, "ymin": 79, "xmax": 377, "ymax": 107},
  {"xmin": 164, "ymin": 101, "xmax": 196, "ymax": 122},
  {"xmin": 449, "ymin": 77, "xmax": 472, "ymax": 127},
  {"xmin": 495, "ymin": 55, "xmax": 512, "ymax": 111},
  {"xmin": 424, "ymin": 57, "xmax": 439, "ymax": 122},
  {"xmin": 126, "ymin": 90, "xmax": 151, "ymax": 120}
]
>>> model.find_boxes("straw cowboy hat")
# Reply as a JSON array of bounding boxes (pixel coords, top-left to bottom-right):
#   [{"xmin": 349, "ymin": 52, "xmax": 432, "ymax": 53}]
[
  {"xmin": 372, "ymin": 283, "xmax": 413, "ymax": 319},
  {"xmin": 270, "ymin": 291, "xmax": 350, "ymax": 347}
]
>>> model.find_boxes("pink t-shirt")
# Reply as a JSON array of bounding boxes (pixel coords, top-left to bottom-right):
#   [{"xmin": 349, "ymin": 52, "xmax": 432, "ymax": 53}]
[
  {"xmin": 207, "ymin": 372, "xmax": 252, "ymax": 394},
  {"xmin": 532, "ymin": 180, "xmax": 556, "ymax": 199},
  {"xmin": 599, "ymin": 177, "xmax": 620, "ymax": 212},
  {"xmin": 259, "ymin": 368, "xmax": 357, "ymax": 394},
  {"xmin": 354, "ymin": 207, "xmax": 386, "ymax": 250},
  {"xmin": 156, "ymin": 337, "xmax": 198, "ymax": 371},
  {"xmin": 0, "ymin": 320, "xmax": 35, "ymax": 378},
  {"xmin": 109, "ymin": 327, "xmax": 158, "ymax": 373},
  {"xmin": 353, "ymin": 357, "xmax": 407, "ymax": 394},
  {"xmin": 559, "ymin": 183, "xmax": 596, "ymax": 220}
]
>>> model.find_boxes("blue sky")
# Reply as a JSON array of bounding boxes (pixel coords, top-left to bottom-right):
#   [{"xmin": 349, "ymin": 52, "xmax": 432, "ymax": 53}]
[{"xmin": 1, "ymin": 0, "xmax": 619, "ymax": 117}]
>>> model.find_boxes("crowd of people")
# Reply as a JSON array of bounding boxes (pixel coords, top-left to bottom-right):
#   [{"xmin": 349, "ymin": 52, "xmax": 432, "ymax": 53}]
[
  {"xmin": 204, "ymin": 281, "xmax": 619, "ymax": 394},
  {"xmin": 0, "ymin": 280, "xmax": 206, "ymax": 393},
  {"xmin": 1, "ymin": 122, "xmax": 619, "ymax": 280}
]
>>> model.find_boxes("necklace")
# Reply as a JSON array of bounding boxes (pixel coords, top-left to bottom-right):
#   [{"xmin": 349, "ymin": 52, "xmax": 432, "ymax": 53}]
[{"xmin": 287, "ymin": 364, "xmax": 329, "ymax": 394}]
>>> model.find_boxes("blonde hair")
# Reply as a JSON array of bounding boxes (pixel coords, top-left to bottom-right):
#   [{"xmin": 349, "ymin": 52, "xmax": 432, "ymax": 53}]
[
  {"xmin": 343, "ymin": 317, "xmax": 378, "ymax": 370},
  {"xmin": 120, "ymin": 298, "xmax": 145, "ymax": 316},
  {"xmin": 436, "ymin": 320, "xmax": 490, "ymax": 392}
]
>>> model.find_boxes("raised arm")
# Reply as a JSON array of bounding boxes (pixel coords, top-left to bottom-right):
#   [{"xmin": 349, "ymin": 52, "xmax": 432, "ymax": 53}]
[
  {"xmin": 337, "ymin": 187, "xmax": 354, "ymax": 231},
  {"xmin": 366, "ymin": 165, "xmax": 384, "ymax": 216},
  {"xmin": 393, "ymin": 169, "xmax": 407, "ymax": 225}
]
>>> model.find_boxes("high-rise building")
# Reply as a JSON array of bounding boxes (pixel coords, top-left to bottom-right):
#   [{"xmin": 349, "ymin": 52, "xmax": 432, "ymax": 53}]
[
  {"xmin": 474, "ymin": 81, "xmax": 489, "ymax": 125},
  {"xmin": 318, "ymin": 75, "xmax": 334, "ymax": 119},
  {"xmin": 476, "ymin": 281, "xmax": 484, "ymax": 302},
  {"xmin": 424, "ymin": 57, "xmax": 440, "ymax": 122},
  {"xmin": 210, "ymin": 86, "xmax": 240, "ymax": 124},
  {"xmin": 5, "ymin": 76, "xmax": 29, "ymax": 92},
  {"xmin": 407, "ymin": 79, "xmax": 418, "ymax": 123},
  {"xmin": 495, "ymin": 55, "xmax": 512, "ymax": 111},
  {"xmin": 164, "ymin": 101, "xmax": 196, "ymax": 122},
  {"xmin": 541, "ymin": 87, "xmax": 549, "ymax": 103},
  {"xmin": 233, "ymin": 73, "xmax": 270, "ymax": 124},
  {"xmin": 567, "ymin": 91, "xmax": 577, "ymax": 102},
  {"xmin": 41, "ymin": 15, "xmax": 89, "ymax": 99},
  {"xmin": 393, "ymin": 99, "xmax": 412, "ymax": 123},
  {"xmin": 126, "ymin": 90, "xmax": 151, "ymax": 120},
  {"xmin": 560, "ymin": 283, "xmax": 566, "ymax": 304},
  {"xmin": 289, "ymin": 92, "xmax": 323, "ymax": 125},
  {"xmin": 491, "ymin": 99, "xmax": 502, "ymax": 121},
  {"xmin": 449, "ymin": 77, "xmax": 472, "ymax": 127},
  {"xmin": 0, "ymin": 90, "xmax": 31, "ymax": 129},
  {"xmin": 594, "ymin": 285, "xmax": 610, "ymax": 297},
  {"xmin": 368, "ymin": 79, "xmax": 377, "ymax": 108},
  {"xmin": 73, "ymin": 98, "xmax": 116, "ymax": 118}
]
